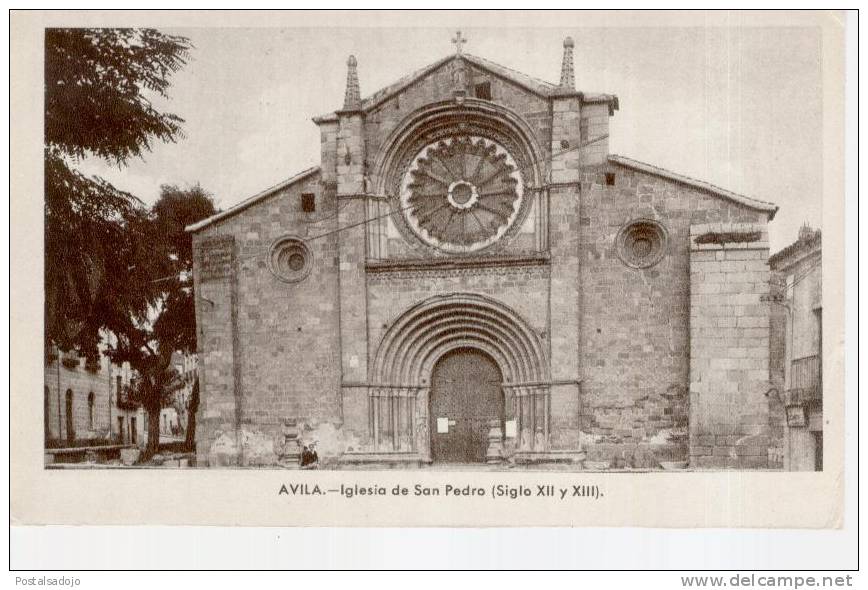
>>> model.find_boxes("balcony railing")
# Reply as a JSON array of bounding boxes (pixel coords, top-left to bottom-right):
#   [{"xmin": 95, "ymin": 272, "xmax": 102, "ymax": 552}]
[
  {"xmin": 116, "ymin": 385, "xmax": 140, "ymax": 410},
  {"xmin": 789, "ymin": 354, "xmax": 821, "ymax": 404}
]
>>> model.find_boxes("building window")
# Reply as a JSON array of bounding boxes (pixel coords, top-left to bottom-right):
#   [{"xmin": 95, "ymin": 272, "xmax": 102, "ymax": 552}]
[
  {"xmin": 398, "ymin": 136, "xmax": 526, "ymax": 253},
  {"xmin": 301, "ymin": 193, "xmax": 316, "ymax": 213},
  {"xmin": 268, "ymin": 236, "xmax": 313, "ymax": 283},
  {"xmin": 605, "ymin": 172, "xmax": 616, "ymax": 186},
  {"xmin": 87, "ymin": 392, "xmax": 95, "ymax": 430},
  {"xmin": 130, "ymin": 417, "xmax": 137, "ymax": 445},
  {"xmin": 474, "ymin": 82, "xmax": 492, "ymax": 100},
  {"xmin": 117, "ymin": 416, "xmax": 125, "ymax": 444},
  {"xmin": 615, "ymin": 219, "xmax": 668, "ymax": 269}
]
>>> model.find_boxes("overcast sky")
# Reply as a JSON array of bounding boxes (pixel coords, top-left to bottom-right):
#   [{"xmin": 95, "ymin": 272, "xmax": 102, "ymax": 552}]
[{"xmin": 76, "ymin": 26, "xmax": 823, "ymax": 253}]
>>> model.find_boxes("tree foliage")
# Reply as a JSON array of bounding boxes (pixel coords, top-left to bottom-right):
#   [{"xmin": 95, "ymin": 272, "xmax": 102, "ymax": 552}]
[
  {"xmin": 45, "ymin": 28, "xmax": 191, "ymax": 164},
  {"xmin": 44, "ymin": 28, "xmax": 208, "ymax": 457},
  {"xmin": 151, "ymin": 183, "xmax": 217, "ymax": 355},
  {"xmin": 44, "ymin": 151, "xmax": 144, "ymax": 356},
  {"xmin": 44, "ymin": 28, "xmax": 191, "ymax": 358},
  {"xmin": 109, "ymin": 184, "xmax": 217, "ymax": 457}
]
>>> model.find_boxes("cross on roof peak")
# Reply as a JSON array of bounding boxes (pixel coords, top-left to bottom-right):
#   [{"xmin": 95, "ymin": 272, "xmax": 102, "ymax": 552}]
[{"xmin": 452, "ymin": 30, "xmax": 467, "ymax": 55}]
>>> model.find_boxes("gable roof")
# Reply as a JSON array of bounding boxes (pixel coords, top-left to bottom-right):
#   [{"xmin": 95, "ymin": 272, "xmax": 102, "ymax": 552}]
[
  {"xmin": 314, "ymin": 53, "xmax": 618, "ymax": 122},
  {"xmin": 608, "ymin": 155, "xmax": 779, "ymax": 220},
  {"xmin": 185, "ymin": 167, "xmax": 320, "ymax": 233},
  {"xmin": 769, "ymin": 229, "xmax": 821, "ymax": 268},
  {"xmin": 464, "ymin": 53, "xmax": 559, "ymax": 97}
]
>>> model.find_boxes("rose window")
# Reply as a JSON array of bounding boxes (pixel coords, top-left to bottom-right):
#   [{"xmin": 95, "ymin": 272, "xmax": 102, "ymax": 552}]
[
  {"xmin": 399, "ymin": 136, "xmax": 524, "ymax": 253},
  {"xmin": 615, "ymin": 220, "xmax": 668, "ymax": 269},
  {"xmin": 268, "ymin": 237, "xmax": 312, "ymax": 283}
]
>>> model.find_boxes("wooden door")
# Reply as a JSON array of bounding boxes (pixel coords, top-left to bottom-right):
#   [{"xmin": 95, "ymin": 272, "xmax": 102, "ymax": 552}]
[{"xmin": 429, "ymin": 348, "xmax": 503, "ymax": 463}]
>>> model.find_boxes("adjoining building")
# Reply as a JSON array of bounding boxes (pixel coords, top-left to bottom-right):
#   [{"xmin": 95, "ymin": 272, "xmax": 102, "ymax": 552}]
[
  {"xmin": 162, "ymin": 351, "xmax": 198, "ymax": 436},
  {"xmin": 44, "ymin": 340, "xmax": 147, "ymax": 452},
  {"xmin": 188, "ymin": 35, "xmax": 780, "ymax": 469},
  {"xmin": 769, "ymin": 225, "xmax": 823, "ymax": 471}
]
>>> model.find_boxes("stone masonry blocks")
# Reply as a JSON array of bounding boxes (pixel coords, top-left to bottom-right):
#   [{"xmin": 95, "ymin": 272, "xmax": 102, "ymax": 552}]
[
  {"xmin": 190, "ymin": 54, "xmax": 777, "ymax": 469},
  {"xmin": 579, "ymin": 163, "xmax": 767, "ymax": 466},
  {"xmin": 688, "ymin": 222, "xmax": 771, "ymax": 469}
]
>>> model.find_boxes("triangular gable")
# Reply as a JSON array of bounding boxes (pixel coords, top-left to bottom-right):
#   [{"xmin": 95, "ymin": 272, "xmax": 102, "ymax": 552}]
[
  {"xmin": 769, "ymin": 231, "xmax": 821, "ymax": 269},
  {"xmin": 185, "ymin": 167, "xmax": 320, "ymax": 233},
  {"xmin": 314, "ymin": 53, "xmax": 617, "ymax": 122},
  {"xmin": 608, "ymin": 155, "xmax": 778, "ymax": 220},
  {"xmin": 463, "ymin": 53, "xmax": 559, "ymax": 97}
]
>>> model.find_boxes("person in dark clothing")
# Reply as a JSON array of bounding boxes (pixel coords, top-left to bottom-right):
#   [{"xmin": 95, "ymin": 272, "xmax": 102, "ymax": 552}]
[{"xmin": 300, "ymin": 442, "xmax": 319, "ymax": 469}]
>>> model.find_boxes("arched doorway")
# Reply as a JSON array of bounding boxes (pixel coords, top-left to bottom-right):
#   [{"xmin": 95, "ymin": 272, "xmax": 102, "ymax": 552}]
[
  {"xmin": 429, "ymin": 348, "xmax": 504, "ymax": 463},
  {"xmin": 368, "ymin": 293, "xmax": 551, "ymax": 459}
]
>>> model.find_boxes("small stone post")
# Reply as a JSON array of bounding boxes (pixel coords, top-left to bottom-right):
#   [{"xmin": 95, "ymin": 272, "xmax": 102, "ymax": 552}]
[
  {"xmin": 485, "ymin": 419, "xmax": 504, "ymax": 464},
  {"xmin": 278, "ymin": 418, "xmax": 301, "ymax": 468}
]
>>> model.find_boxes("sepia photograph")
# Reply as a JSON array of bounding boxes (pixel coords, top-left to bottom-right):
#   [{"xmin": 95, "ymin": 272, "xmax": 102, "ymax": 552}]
[
  {"xmin": 38, "ymin": 21, "xmax": 827, "ymax": 474},
  {"xmin": 9, "ymin": 10, "xmax": 855, "ymax": 570}
]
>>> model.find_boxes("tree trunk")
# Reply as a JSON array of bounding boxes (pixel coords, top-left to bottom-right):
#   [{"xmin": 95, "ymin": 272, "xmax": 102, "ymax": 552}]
[
  {"xmin": 183, "ymin": 378, "xmax": 199, "ymax": 452},
  {"xmin": 143, "ymin": 403, "xmax": 161, "ymax": 460}
]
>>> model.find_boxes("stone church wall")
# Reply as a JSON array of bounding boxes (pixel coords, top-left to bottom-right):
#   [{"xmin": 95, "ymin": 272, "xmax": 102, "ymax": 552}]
[
  {"xmin": 688, "ymin": 223, "xmax": 771, "ymax": 469},
  {"xmin": 361, "ymin": 64, "xmax": 557, "ymax": 263},
  {"xmin": 358, "ymin": 265, "xmax": 552, "ymax": 453},
  {"xmin": 191, "ymin": 48, "xmax": 778, "ymax": 469},
  {"xmin": 578, "ymin": 163, "xmax": 767, "ymax": 468},
  {"xmin": 366, "ymin": 266, "xmax": 550, "ymax": 352},
  {"xmin": 193, "ymin": 172, "xmax": 345, "ymax": 466},
  {"xmin": 362, "ymin": 62, "xmax": 553, "ymax": 180}
]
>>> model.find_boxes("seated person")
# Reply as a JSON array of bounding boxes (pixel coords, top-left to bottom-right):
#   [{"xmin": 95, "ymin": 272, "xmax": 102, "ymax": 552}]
[{"xmin": 300, "ymin": 442, "xmax": 319, "ymax": 469}]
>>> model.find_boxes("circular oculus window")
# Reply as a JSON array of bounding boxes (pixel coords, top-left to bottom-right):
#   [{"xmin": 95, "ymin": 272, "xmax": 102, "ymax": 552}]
[
  {"xmin": 268, "ymin": 237, "xmax": 312, "ymax": 283},
  {"xmin": 399, "ymin": 136, "xmax": 524, "ymax": 253},
  {"xmin": 616, "ymin": 220, "xmax": 668, "ymax": 269}
]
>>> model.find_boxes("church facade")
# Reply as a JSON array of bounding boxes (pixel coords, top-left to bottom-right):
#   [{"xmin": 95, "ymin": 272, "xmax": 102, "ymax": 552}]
[{"xmin": 188, "ymin": 36, "xmax": 780, "ymax": 469}]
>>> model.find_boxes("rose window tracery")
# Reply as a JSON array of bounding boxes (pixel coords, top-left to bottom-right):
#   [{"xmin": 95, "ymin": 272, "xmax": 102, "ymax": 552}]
[
  {"xmin": 615, "ymin": 220, "xmax": 668, "ymax": 269},
  {"xmin": 399, "ymin": 136, "xmax": 525, "ymax": 253}
]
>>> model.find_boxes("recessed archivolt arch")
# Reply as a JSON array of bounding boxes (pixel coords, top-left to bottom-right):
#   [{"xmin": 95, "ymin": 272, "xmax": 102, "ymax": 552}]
[
  {"xmin": 373, "ymin": 98, "xmax": 547, "ymax": 197},
  {"xmin": 398, "ymin": 311, "xmax": 534, "ymax": 384},
  {"xmin": 371, "ymin": 293, "xmax": 549, "ymax": 387}
]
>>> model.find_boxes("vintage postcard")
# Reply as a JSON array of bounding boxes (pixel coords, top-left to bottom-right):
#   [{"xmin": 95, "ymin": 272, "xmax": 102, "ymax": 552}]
[{"xmin": 10, "ymin": 10, "xmax": 849, "ymax": 528}]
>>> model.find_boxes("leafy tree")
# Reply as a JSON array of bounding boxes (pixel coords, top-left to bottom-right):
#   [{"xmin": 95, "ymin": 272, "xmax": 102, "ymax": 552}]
[
  {"xmin": 185, "ymin": 379, "xmax": 201, "ymax": 451},
  {"xmin": 111, "ymin": 333, "xmax": 178, "ymax": 459},
  {"xmin": 45, "ymin": 28, "xmax": 195, "ymax": 458},
  {"xmin": 110, "ymin": 183, "xmax": 217, "ymax": 459},
  {"xmin": 45, "ymin": 28, "xmax": 190, "ymax": 164},
  {"xmin": 150, "ymin": 184, "xmax": 217, "ymax": 452},
  {"xmin": 44, "ymin": 28, "xmax": 191, "ymax": 359}
]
